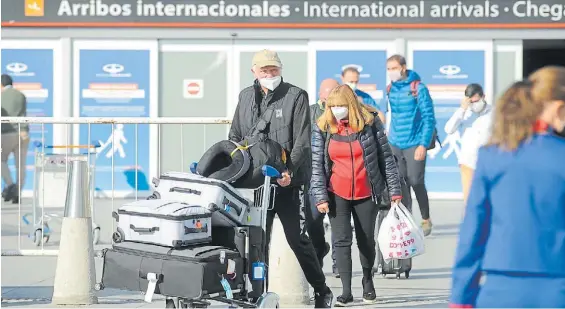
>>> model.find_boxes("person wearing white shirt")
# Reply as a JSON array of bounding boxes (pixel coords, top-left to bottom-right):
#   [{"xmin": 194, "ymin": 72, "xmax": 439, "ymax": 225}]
[{"xmin": 444, "ymin": 84, "xmax": 492, "ymax": 201}]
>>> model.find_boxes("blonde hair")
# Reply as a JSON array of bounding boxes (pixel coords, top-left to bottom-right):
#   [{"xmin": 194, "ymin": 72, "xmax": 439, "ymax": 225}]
[
  {"xmin": 529, "ymin": 65, "xmax": 565, "ymax": 104},
  {"xmin": 489, "ymin": 81, "xmax": 536, "ymax": 150},
  {"xmin": 489, "ymin": 65, "xmax": 565, "ymax": 150},
  {"xmin": 316, "ymin": 85, "xmax": 377, "ymax": 134}
]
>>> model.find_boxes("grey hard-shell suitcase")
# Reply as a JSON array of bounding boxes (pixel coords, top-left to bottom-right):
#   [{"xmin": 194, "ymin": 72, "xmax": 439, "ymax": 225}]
[{"xmin": 98, "ymin": 242, "xmax": 244, "ymax": 299}]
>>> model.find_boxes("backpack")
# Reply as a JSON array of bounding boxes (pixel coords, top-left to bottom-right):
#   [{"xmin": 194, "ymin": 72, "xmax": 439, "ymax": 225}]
[{"xmin": 386, "ymin": 81, "xmax": 441, "ymax": 150}]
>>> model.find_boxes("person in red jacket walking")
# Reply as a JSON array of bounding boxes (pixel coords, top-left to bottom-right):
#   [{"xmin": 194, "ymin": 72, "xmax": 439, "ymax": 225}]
[{"xmin": 310, "ymin": 85, "xmax": 402, "ymax": 306}]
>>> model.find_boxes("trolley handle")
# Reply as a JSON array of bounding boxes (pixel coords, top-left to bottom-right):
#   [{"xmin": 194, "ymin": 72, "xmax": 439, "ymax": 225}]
[
  {"xmin": 34, "ymin": 141, "xmax": 102, "ymax": 149},
  {"xmin": 261, "ymin": 165, "xmax": 282, "ymax": 180},
  {"xmin": 259, "ymin": 165, "xmax": 281, "ymax": 211}
]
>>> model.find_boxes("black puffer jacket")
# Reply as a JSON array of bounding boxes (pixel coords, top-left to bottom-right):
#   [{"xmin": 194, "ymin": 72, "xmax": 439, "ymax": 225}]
[{"xmin": 310, "ymin": 114, "xmax": 402, "ymax": 205}]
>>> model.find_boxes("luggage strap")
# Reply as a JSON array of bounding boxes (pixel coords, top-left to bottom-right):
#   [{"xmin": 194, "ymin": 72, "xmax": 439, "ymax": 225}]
[
  {"xmin": 229, "ymin": 140, "xmax": 251, "ymax": 158},
  {"xmin": 243, "ymin": 102, "xmax": 278, "ymax": 145},
  {"xmin": 165, "ymin": 245, "xmax": 227, "ymax": 257},
  {"xmin": 144, "ymin": 272, "xmax": 161, "ymax": 303}
]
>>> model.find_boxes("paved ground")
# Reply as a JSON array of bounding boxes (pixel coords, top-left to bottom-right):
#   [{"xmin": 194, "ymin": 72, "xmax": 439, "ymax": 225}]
[{"xmin": 1, "ymin": 198, "xmax": 462, "ymax": 308}]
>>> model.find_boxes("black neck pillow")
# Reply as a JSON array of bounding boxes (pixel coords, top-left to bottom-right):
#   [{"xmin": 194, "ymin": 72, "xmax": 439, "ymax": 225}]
[{"xmin": 196, "ymin": 140, "xmax": 250, "ymax": 183}]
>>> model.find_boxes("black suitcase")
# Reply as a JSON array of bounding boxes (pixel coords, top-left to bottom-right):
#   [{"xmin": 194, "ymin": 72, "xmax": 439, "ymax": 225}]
[
  {"xmin": 98, "ymin": 242, "xmax": 245, "ymax": 299},
  {"xmin": 376, "ymin": 208, "xmax": 412, "ymax": 279},
  {"xmin": 211, "ymin": 226, "xmax": 265, "ymax": 299}
]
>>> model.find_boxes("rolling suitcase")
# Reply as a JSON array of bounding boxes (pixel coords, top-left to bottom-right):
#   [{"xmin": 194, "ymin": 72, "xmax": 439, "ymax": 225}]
[
  {"xmin": 211, "ymin": 226, "xmax": 266, "ymax": 299},
  {"xmin": 98, "ymin": 242, "xmax": 245, "ymax": 300},
  {"xmin": 376, "ymin": 208, "xmax": 412, "ymax": 279},
  {"xmin": 149, "ymin": 172, "xmax": 250, "ymax": 227},
  {"xmin": 112, "ymin": 200, "xmax": 212, "ymax": 248}
]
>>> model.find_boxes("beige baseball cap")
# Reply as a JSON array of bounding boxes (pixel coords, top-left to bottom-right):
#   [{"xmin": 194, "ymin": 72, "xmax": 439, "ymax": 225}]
[{"xmin": 252, "ymin": 49, "xmax": 282, "ymax": 69}]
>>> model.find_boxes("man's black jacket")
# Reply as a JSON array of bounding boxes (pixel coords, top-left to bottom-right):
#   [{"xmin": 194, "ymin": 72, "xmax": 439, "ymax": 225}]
[
  {"xmin": 310, "ymin": 115, "xmax": 402, "ymax": 206},
  {"xmin": 229, "ymin": 79, "xmax": 311, "ymax": 186}
]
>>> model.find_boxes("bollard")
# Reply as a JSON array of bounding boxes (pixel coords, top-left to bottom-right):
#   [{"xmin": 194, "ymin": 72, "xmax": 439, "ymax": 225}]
[
  {"xmin": 268, "ymin": 216, "xmax": 310, "ymax": 307},
  {"xmin": 51, "ymin": 159, "xmax": 98, "ymax": 305}
]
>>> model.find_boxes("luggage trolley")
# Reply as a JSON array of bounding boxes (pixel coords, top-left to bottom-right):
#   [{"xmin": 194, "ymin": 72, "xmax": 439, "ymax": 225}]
[
  {"xmin": 22, "ymin": 142, "xmax": 101, "ymax": 246},
  {"xmin": 95, "ymin": 165, "xmax": 282, "ymax": 309},
  {"xmin": 159, "ymin": 165, "xmax": 281, "ymax": 309}
]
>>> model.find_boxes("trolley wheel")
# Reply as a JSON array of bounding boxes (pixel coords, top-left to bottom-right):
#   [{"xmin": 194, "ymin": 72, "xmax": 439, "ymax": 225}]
[
  {"xmin": 43, "ymin": 223, "xmax": 51, "ymax": 234},
  {"xmin": 93, "ymin": 227, "xmax": 101, "ymax": 245},
  {"xmin": 33, "ymin": 229, "xmax": 43, "ymax": 246},
  {"xmin": 165, "ymin": 299, "xmax": 176, "ymax": 308},
  {"xmin": 381, "ymin": 273, "xmax": 387, "ymax": 278},
  {"xmin": 94, "ymin": 283, "xmax": 104, "ymax": 291},
  {"xmin": 112, "ymin": 232, "xmax": 122, "ymax": 243},
  {"xmin": 405, "ymin": 271, "xmax": 410, "ymax": 279}
]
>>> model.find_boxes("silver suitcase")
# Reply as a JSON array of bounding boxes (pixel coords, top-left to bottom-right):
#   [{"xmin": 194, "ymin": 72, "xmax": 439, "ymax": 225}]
[{"xmin": 113, "ymin": 200, "xmax": 212, "ymax": 248}]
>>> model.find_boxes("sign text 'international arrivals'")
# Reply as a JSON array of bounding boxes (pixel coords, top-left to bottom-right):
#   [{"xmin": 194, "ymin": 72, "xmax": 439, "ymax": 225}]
[
  {"xmin": 5, "ymin": 0, "xmax": 565, "ymax": 27},
  {"xmin": 54, "ymin": 0, "xmax": 565, "ymax": 21}
]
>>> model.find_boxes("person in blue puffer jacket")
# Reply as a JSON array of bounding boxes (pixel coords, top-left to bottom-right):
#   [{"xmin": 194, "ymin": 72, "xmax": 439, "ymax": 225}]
[
  {"xmin": 450, "ymin": 66, "xmax": 565, "ymax": 308},
  {"xmin": 379, "ymin": 54, "xmax": 437, "ymax": 236}
]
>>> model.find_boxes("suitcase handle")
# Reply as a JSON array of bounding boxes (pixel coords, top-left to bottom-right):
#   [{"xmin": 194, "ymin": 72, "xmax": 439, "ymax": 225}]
[
  {"xmin": 112, "ymin": 211, "xmax": 119, "ymax": 222},
  {"xmin": 222, "ymin": 197, "xmax": 242, "ymax": 215},
  {"xmin": 170, "ymin": 187, "xmax": 201, "ymax": 195},
  {"xmin": 130, "ymin": 224, "xmax": 160, "ymax": 233}
]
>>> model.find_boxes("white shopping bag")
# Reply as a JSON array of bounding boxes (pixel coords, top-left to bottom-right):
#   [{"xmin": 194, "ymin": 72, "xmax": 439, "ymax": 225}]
[{"xmin": 377, "ymin": 202, "xmax": 425, "ymax": 263}]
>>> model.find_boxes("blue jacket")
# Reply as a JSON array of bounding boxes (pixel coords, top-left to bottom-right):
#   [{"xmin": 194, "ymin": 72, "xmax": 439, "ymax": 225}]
[
  {"xmin": 355, "ymin": 89, "xmax": 378, "ymax": 110},
  {"xmin": 380, "ymin": 70, "xmax": 436, "ymax": 149},
  {"xmin": 450, "ymin": 133, "xmax": 565, "ymax": 307}
]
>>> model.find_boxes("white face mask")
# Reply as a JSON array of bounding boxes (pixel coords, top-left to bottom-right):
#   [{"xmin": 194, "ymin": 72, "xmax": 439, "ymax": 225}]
[
  {"xmin": 470, "ymin": 100, "xmax": 486, "ymax": 113},
  {"xmin": 388, "ymin": 70, "xmax": 402, "ymax": 82},
  {"xmin": 346, "ymin": 82, "xmax": 357, "ymax": 91},
  {"xmin": 331, "ymin": 107, "xmax": 348, "ymax": 120},
  {"xmin": 259, "ymin": 76, "xmax": 282, "ymax": 91}
]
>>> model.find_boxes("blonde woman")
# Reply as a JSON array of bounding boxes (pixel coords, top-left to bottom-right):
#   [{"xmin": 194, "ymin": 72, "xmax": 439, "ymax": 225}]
[
  {"xmin": 310, "ymin": 85, "xmax": 402, "ymax": 306},
  {"xmin": 450, "ymin": 66, "xmax": 565, "ymax": 308}
]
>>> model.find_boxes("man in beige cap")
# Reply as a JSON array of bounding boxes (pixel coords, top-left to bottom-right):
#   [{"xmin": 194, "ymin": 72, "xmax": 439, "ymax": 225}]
[{"xmin": 229, "ymin": 49, "xmax": 334, "ymax": 308}]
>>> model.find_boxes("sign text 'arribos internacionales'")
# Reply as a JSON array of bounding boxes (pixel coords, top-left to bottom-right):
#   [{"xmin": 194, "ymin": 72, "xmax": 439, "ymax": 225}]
[{"xmin": 3, "ymin": 0, "xmax": 565, "ymax": 28}]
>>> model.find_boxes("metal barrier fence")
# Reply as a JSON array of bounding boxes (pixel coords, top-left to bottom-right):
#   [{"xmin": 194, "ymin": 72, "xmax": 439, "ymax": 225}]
[{"xmin": 0, "ymin": 117, "xmax": 231, "ymax": 256}]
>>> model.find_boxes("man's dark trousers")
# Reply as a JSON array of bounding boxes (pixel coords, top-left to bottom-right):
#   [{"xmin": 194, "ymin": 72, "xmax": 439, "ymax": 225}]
[
  {"xmin": 305, "ymin": 203, "xmax": 329, "ymax": 267},
  {"xmin": 305, "ymin": 186, "xmax": 337, "ymax": 269},
  {"xmin": 264, "ymin": 186, "xmax": 327, "ymax": 292}
]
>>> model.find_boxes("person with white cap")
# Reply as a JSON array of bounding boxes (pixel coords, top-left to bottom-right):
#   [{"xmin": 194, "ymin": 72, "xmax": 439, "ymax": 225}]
[{"xmin": 229, "ymin": 49, "xmax": 334, "ymax": 308}]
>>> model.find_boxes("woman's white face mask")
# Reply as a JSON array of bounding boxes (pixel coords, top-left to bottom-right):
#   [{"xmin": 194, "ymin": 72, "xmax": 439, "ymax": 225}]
[
  {"xmin": 331, "ymin": 106, "xmax": 348, "ymax": 120},
  {"xmin": 470, "ymin": 100, "xmax": 487, "ymax": 113}
]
